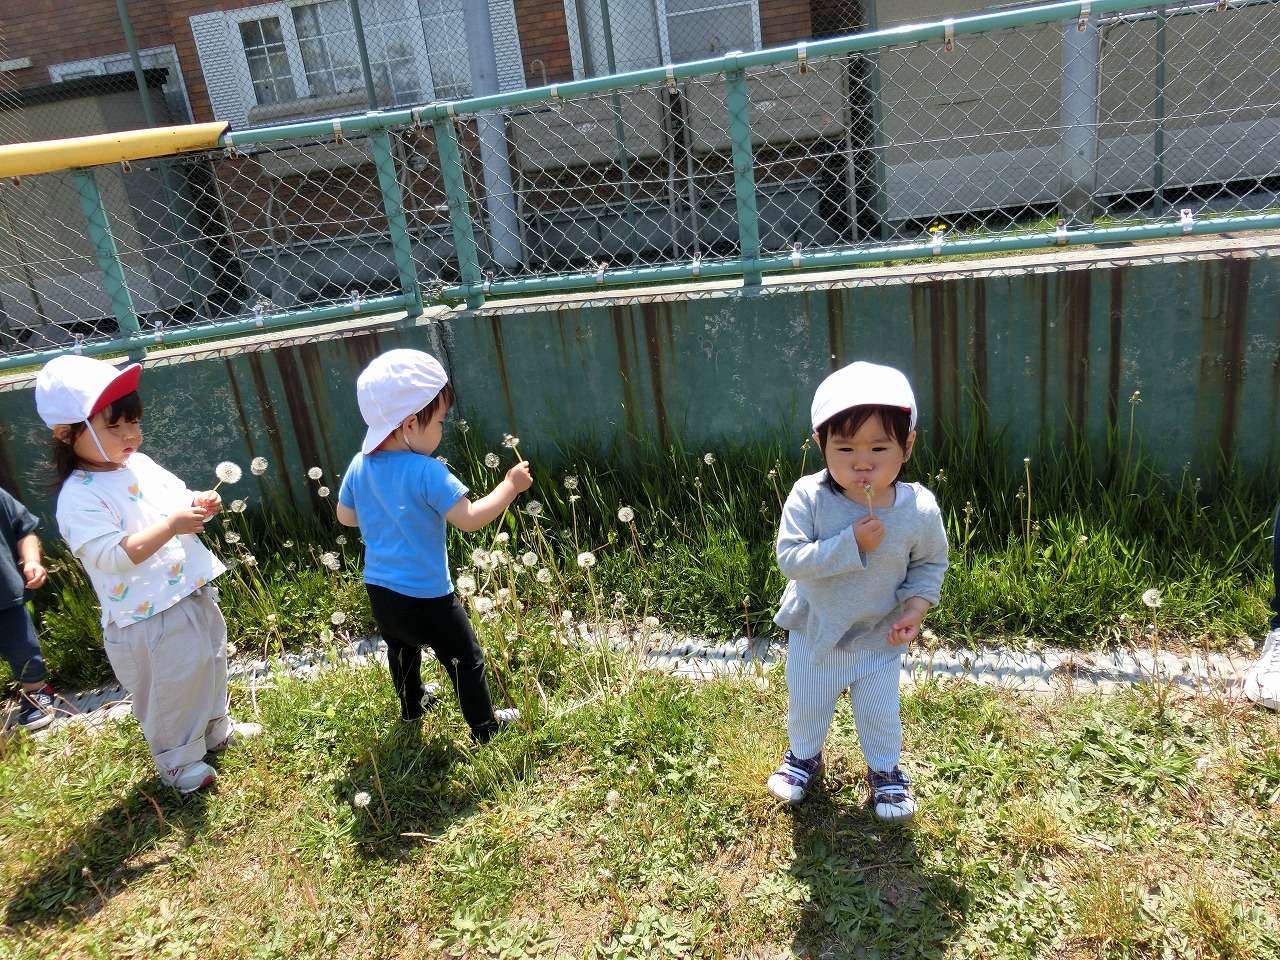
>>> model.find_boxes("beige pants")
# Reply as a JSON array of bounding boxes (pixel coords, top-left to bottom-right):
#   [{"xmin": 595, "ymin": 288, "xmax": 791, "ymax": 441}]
[{"xmin": 103, "ymin": 587, "xmax": 231, "ymax": 774}]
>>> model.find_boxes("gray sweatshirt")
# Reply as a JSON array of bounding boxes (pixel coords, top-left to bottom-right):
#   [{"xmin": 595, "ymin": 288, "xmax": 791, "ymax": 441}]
[{"xmin": 774, "ymin": 472, "xmax": 949, "ymax": 654}]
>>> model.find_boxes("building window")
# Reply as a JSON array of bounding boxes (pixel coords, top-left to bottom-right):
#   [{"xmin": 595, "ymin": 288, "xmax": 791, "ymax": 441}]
[
  {"xmin": 49, "ymin": 45, "xmax": 193, "ymax": 123},
  {"xmin": 192, "ymin": 0, "xmax": 516, "ymax": 127},
  {"xmin": 563, "ymin": 0, "xmax": 761, "ymax": 77}
]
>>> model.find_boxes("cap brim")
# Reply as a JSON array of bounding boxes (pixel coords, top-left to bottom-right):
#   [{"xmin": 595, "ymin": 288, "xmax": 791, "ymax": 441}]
[
  {"xmin": 361, "ymin": 424, "xmax": 393, "ymax": 456},
  {"xmin": 89, "ymin": 363, "xmax": 142, "ymax": 417}
]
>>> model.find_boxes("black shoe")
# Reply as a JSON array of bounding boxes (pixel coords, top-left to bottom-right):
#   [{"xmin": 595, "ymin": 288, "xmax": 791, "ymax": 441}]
[{"xmin": 15, "ymin": 685, "xmax": 59, "ymax": 732}]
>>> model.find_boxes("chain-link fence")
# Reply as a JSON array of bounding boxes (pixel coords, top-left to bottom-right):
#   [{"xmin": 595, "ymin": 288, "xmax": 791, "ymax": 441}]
[{"xmin": 2, "ymin": 0, "xmax": 1279, "ymax": 366}]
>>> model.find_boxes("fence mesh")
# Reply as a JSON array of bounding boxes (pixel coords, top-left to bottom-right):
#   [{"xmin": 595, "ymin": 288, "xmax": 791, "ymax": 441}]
[{"xmin": 2, "ymin": 0, "xmax": 1279, "ymax": 361}]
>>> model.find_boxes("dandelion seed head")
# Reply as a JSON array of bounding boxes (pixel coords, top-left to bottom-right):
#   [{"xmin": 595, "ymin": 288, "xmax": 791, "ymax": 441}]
[
  {"xmin": 474, "ymin": 596, "xmax": 494, "ymax": 615},
  {"xmin": 522, "ymin": 551, "xmax": 538, "ymax": 567},
  {"xmin": 250, "ymin": 457, "xmax": 269, "ymax": 476},
  {"xmin": 644, "ymin": 616, "xmax": 659, "ymax": 629},
  {"xmin": 336, "ymin": 534, "xmax": 347, "ymax": 546},
  {"xmin": 767, "ymin": 468, "xmax": 778, "ymax": 479},
  {"xmin": 606, "ymin": 789, "xmax": 621, "ymax": 810},
  {"xmin": 502, "ymin": 433, "xmax": 520, "ymax": 449},
  {"xmin": 563, "ymin": 475, "xmax": 579, "ymax": 491},
  {"xmin": 617, "ymin": 506, "xmax": 635, "ymax": 523},
  {"xmin": 641, "ymin": 587, "xmax": 652, "ymax": 598},
  {"xmin": 536, "ymin": 567, "xmax": 553, "ymax": 584},
  {"xmin": 456, "ymin": 418, "xmax": 469, "ymax": 433},
  {"xmin": 1142, "ymin": 588, "xmax": 1163, "ymax": 609},
  {"xmin": 307, "ymin": 467, "xmax": 323, "ymax": 481},
  {"xmin": 497, "ymin": 588, "xmax": 511, "ymax": 603},
  {"xmin": 215, "ymin": 461, "xmax": 242, "ymax": 484},
  {"xmin": 224, "ymin": 532, "xmax": 241, "ymax": 544},
  {"xmin": 577, "ymin": 551, "xmax": 596, "ymax": 568},
  {"xmin": 569, "ymin": 494, "xmax": 580, "ymax": 503},
  {"xmin": 230, "ymin": 499, "xmax": 247, "ymax": 514},
  {"xmin": 525, "ymin": 500, "xmax": 543, "ymax": 517},
  {"xmin": 456, "ymin": 575, "xmax": 477, "ymax": 596},
  {"xmin": 1077, "ymin": 535, "xmax": 1088, "ymax": 546},
  {"xmin": 282, "ymin": 540, "xmax": 294, "ymax": 549},
  {"xmin": 561, "ymin": 610, "xmax": 574, "ymax": 623},
  {"xmin": 484, "ymin": 452, "xmax": 500, "ymax": 469},
  {"xmin": 494, "ymin": 532, "xmax": 510, "ymax": 545},
  {"xmin": 317, "ymin": 486, "xmax": 330, "ymax": 498},
  {"xmin": 320, "ymin": 551, "xmax": 340, "ymax": 571},
  {"xmin": 436, "ymin": 456, "xmax": 448, "ymax": 466},
  {"xmin": 331, "ymin": 611, "xmax": 347, "ymax": 625},
  {"xmin": 703, "ymin": 452, "xmax": 715, "ymax": 465},
  {"xmin": 353, "ymin": 791, "xmax": 371, "ymax": 808}
]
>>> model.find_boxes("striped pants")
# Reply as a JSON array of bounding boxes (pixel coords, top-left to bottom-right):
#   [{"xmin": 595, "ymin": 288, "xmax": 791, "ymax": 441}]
[{"xmin": 785, "ymin": 629, "xmax": 903, "ymax": 772}]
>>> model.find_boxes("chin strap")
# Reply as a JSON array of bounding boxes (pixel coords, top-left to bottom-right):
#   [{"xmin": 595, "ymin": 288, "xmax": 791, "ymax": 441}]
[{"xmin": 82, "ymin": 421, "xmax": 112, "ymax": 464}]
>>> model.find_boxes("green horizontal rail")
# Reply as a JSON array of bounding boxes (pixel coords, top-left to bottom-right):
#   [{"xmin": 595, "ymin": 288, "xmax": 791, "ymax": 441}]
[
  {"xmin": 221, "ymin": 0, "xmax": 1148, "ymax": 147},
  {"xmin": 443, "ymin": 212, "xmax": 1280, "ymax": 301},
  {"xmin": 0, "ymin": 294, "xmax": 416, "ymax": 375}
]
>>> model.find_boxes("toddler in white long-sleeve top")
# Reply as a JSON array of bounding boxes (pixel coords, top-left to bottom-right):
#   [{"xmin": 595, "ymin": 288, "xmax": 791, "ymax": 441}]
[{"xmin": 769, "ymin": 361, "xmax": 948, "ymax": 821}]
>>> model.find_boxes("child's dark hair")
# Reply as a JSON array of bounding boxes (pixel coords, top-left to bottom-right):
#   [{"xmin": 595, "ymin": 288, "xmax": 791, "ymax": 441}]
[
  {"xmin": 48, "ymin": 392, "xmax": 144, "ymax": 488},
  {"xmin": 411, "ymin": 381, "xmax": 455, "ymax": 429},
  {"xmin": 818, "ymin": 404, "xmax": 912, "ymax": 495}
]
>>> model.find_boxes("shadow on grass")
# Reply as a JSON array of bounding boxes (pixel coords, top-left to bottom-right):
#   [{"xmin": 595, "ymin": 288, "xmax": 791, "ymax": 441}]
[
  {"xmin": 787, "ymin": 778, "xmax": 967, "ymax": 959},
  {"xmin": 3, "ymin": 780, "xmax": 211, "ymax": 930}
]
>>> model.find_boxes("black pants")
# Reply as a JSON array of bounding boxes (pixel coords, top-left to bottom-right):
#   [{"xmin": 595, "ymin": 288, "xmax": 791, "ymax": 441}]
[{"xmin": 366, "ymin": 586, "xmax": 497, "ymax": 731}]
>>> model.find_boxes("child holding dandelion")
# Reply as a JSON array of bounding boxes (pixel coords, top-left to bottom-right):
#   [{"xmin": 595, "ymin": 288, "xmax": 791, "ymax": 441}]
[
  {"xmin": 768, "ymin": 361, "xmax": 948, "ymax": 821},
  {"xmin": 34, "ymin": 355, "xmax": 260, "ymax": 793},
  {"xmin": 336, "ymin": 349, "xmax": 532, "ymax": 742}
]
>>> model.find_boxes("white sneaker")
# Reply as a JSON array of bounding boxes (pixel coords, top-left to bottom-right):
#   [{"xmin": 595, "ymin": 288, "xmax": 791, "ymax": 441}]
[
  {"xmin": 161, "ymin": 760, "xmax": 217, "ymax": 794},
  {"xmin": 767, "ymin": 750, "xmax": 825, "ymax": 804},
  {"xmin": 1241, "ymin": 629, "xmax": 1280, "ymax": 710},
  {"xmin": 208, "ymin": 721, "xmax": 264, "ymax": 754},
  {"xmin": 869, "ymin": 767, "xmax": 917, "ymax": 823}
]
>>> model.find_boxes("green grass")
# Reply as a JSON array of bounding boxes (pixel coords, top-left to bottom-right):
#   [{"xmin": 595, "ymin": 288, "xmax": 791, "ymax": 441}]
[{"xmin": 2, "ymin": 650, "xmax": 1278, "ymax": 958}]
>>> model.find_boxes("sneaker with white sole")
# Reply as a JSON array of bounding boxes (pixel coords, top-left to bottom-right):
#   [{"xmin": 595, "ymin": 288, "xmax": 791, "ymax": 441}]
[
  {"xmin": 14, "ymin": 685, "xmax": 59, "ymax": 732},
  {"xmin": 868, "ymin": 767, "xmax": 917, "ymax": 823},
  {"xmin": 161, "ymin": 760, "xmax": 217, "ymax": 794},
  {"xmin": 208, "ymin": 721, "xmax": 264, "ymax": 755},
  {"xmin": 767, "ymin": 749, "xmax": 825, "ymax": 804},
  {"xmin": 401, "ymin": 682, "xmax": 444, "ymax": 723},
  {"xmin": 471, "ymin": 707, "xmax": 520, "ymax": 744},
  {"xmin": 1241, "ymin": 628, "xmax": 1280, "ymax": 710}
]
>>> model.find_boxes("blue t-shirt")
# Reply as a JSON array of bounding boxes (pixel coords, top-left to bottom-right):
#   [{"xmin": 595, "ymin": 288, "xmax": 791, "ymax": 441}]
[{"xmin": 338, "ymin": 451, "xmax": 469, "ymax": 599}]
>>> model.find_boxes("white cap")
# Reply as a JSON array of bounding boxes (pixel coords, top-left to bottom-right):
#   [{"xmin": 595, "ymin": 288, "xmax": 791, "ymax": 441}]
[
  {"xmin": 811, "ymin": 360, "xmax": 917, "ymax": 432},
  {"xmin": 35, "ymin": 355, "xmax": 143, "ymax": 428},
  {"xmin": 356, "ymin": 349, "xmax": 449, "ymax": 455}
]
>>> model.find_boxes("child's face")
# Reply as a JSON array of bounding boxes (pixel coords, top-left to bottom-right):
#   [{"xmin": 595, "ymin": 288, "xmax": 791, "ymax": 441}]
[
  {"xmin": 818, "ymin": 413, "xmax": 914, "ymax": 504},
  {"xmin": 72, "ymin": 410, "xmax": 142, "ymax": 469},
  {"xmin": 405, "ymin": 404, "xmax": 447, "ymax": 456}
]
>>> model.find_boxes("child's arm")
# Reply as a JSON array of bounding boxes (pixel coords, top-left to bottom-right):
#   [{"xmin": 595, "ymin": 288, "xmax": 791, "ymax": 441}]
[
  {"xmin": 888, "ymin": 494, "xmax": 949, "ymax": 645},
  {"xmin": 445, "ymin": 461, "xmax": 533, "ymax": 532},
  {"xmin": 888, "ymin": 598, "xmax": 930, "ymax": 646},
  {"xmin": 120, "ymin": 503, "xmax": 212, "ymax": 565},
  {"xmin": 336, "ymin": 504, "xmax": 358, "ymax": 526},
  {"xmin": 776, "ymin": 486, "xmax": 868, "ymax": 580},
  {"xmin": 17, "ymin": 532, "xmax": 46, "ymax": 590}
]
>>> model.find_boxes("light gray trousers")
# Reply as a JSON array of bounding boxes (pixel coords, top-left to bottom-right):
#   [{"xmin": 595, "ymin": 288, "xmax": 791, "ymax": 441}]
[
  {"xmin": 103, "ymin": 587, "xmax": 232, "ymax": 774},
  {"xmin": 785, "ymin": 629, "xmax": 903, "ymax": 773}
]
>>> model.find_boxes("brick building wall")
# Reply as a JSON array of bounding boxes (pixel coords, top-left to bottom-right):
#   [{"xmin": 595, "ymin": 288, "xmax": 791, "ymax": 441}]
[
  {"xmin": 515, "ymin": 0, "xmax": 575, "ymax": 86},
  {"xmin": 760, "ymin": 0, "xmax": 814, "ymax": 47}
]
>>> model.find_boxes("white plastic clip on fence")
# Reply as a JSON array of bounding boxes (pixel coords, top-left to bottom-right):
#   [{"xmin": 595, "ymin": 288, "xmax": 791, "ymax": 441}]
[
  {"xmin": 152, "ymin": 319, "xmax": 163, "ymax": 344},
  {"xmin": 349, "ymin": 289, "xmax": 362, "ymax": 312},
  {"xmin": 595, "ymin": 261, "xmax": 608, "ymax": 285},
  {"xmin": 333, "ymin": 121, "xmax": 345, "ymax": 145},
  {"xmin": 224, "ymin": 133, "xmax": 238, "ymax": 159},
  {"xmin": 791, "ymin": 243, "xmax": 802, "ymax": 268},
  {"xmin": 1180, "ymin": 208, "xmax": 1195, "ymax": 234},
  {"xmin": 691, "ymin": 253, "xmax": 702, "ymax": 277},
  {"xmin": 121, "ymin": 158, "xmax": 132, "ymax": 173},
  {"xmin": 72, "ymin": 334, "xmax": 84, "ymax": 355},
  {"xmin": 411, "ymin": 107, "xmax": 425, "ymax": 130},
  {"xmin": 943, "ymin": 19, "xmax": 955, "ymax": 53},
  {"xmin": 253, "ymin": 301, "xmax": 265, "ymax": 329},
  {"xmin": 1054, "ymin": 219, "xmax": 1069, "ymax": 246},
  {"xmin": 932, "ymin": 230, "xmax": 946, "ymax": 256},
  {"xmin": 1216, "ymin": 0, "xmax": 1228, "ymax": 10},
  {"xmin": 797, "ymin": 42, "xmax": 808, "ymax": 74},
  {"xmin": 666, "ymin": 68, "xmax": 676, "ymax": 92},
  {"xmin": 1078, "ymin": 2, "xmax": 1090, "ymax": 30}
]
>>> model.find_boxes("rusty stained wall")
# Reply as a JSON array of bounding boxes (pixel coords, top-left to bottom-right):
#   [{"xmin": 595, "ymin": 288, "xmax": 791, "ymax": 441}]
[{"xmin": 1, "ymin": 245, "xmax": 1279, "ymax": 519}]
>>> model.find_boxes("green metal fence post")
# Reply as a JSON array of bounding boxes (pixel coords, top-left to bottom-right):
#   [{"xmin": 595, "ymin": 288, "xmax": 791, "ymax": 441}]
[
  {"xmin": 72, "ymin": 167, "xmax": 143, "ymax": 356},
  {"xmin": 725, "ymin": 64, "xmax": 762, "ymax": 287},
  {"xmin": 369, "ymin": 128, "xmax": 424, "ymax": 317},
  {"xmin": 432, "ymin": 114, "xmax": 486, "ymax": 309}
]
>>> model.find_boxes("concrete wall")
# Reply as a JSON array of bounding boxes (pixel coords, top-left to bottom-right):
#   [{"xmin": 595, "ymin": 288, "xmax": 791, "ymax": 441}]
[{"xmin": 1, "ymin": 234, "xmax": 1277, "ymax": 519}]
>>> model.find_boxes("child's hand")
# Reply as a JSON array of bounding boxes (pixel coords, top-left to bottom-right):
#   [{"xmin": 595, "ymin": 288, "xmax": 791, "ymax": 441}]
[
  {"xmin": 168, "ymin": 505, "xmax": 211, "ymax": 536},
  {"xmin": 506, "ymin": 461, "xmax": 533, "ymax": 493},
  {"xmin": 853, "ymin": 514, "xmax": 885, "ymax": 553},
  {"xmin": 192, "ymin": 490, "xmax": 223, "ymax": 516},
  {"xmin": 22, "ymin": 560, "xmax": 47, "ymax": 590},
  {"xmin": 888, "ymin": 608, "xmax": 925, "ymax": 646}
]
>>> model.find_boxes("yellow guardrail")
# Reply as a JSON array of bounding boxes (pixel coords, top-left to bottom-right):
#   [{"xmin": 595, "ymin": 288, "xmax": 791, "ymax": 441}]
[{"xmin": 0, "ymin": 121, "xmax": 229, "ymax": 179}]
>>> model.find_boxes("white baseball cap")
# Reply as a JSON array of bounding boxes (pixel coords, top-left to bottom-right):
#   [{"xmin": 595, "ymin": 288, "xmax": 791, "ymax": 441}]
[
  {"xmin": 35, "ymin": 355, "xmax": 143, "ymax": 428},
  {"xmin": 811, "ymin": 360, "xmax": 917, "ymax": 432},
  {"xmin": 357, "ymin": 349, "xmax": 450, "ymax": 455}
]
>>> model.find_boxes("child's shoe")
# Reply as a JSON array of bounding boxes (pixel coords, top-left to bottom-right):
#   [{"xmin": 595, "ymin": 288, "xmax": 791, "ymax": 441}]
[
  {"xmin": 400, "ymin": 682, "xmax": 444, "ymax": 723},
  {"xmin": 868, "ymin": 767, "xmax": 917, "ymax": 822},
  {"xmin": 208, "ymin": 721, "xmax": 264, "ymax": 755},
  {"xmin": 767, "ymin": 749, "xmax": 824, "ymax": 804},
  {"xmin": 1240, "ymin": 628, "xmax": 1280, "ymax": 710},
  {"xmin": 15, "ymin": 685, "xmax": 59, "ymax": 732},
  {"xmin": 471, "ymin": 707, "xmax": 520, "ymax": 744},
  {"xmin": 161, "ymin": 760, "xmax": 217, "ymax": 794}
]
